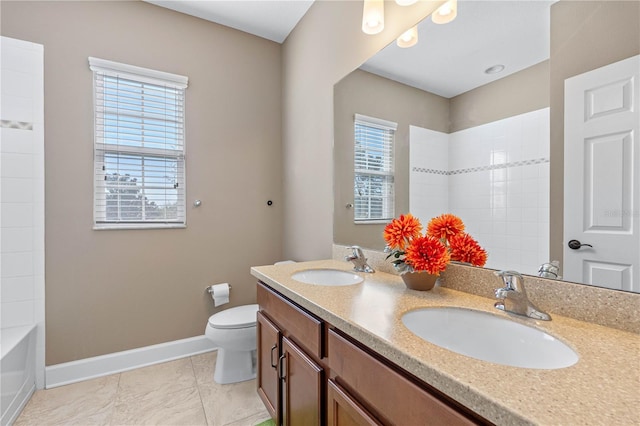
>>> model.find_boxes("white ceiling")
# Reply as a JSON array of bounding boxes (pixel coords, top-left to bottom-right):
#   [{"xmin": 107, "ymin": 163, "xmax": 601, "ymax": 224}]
[
  {"xmin": 144, "ymin": 0, "xmax": 554, "ymax": 98},
  {"xmin": 143, "ymin": 0, "xmax": 315, "ymax": 43},
  {"xmin": 361, "ymin": 1, "xmax": 555, "ymax": 98}
]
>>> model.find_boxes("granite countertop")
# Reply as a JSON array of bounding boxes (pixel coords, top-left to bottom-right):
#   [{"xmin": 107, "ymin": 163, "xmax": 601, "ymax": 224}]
[{"xmin": 251, "ymin": 259, "xmax": 640, "ymax": 426}]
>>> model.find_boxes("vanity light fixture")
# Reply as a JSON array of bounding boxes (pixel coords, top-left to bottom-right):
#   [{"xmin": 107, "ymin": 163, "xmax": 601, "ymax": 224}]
[
  {"xmin": 362, "ymin": 0, "xmax": 385, "ymax": 35},
  {"xmin": 432, "ymin": 0, "xmax": 457, "ymax": 24},
  {"xmin": 395, "ymin": 0, "xmax": 418, "ymax": 5},
  {"xmin": 397, "ymin": 25, "xmax": 418, "ymax": 48},
  {"xmin": 485, "ymin": 64, "xmax": 505, "ymax": 74}
]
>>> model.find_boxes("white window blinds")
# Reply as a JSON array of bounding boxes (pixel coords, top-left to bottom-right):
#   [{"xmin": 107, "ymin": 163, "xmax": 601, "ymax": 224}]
[
  {"xmin": 354, "ymin": 114, "xmax": 397, "ymax": 222},
  {"xmin": 89, "ymin": 57, "xmax": 188, "ymax": 229}
]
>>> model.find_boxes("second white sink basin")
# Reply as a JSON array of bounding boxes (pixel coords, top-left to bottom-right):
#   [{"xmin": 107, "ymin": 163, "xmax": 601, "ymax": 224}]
[
  {"xmin": 291, "ymin": 269, "xmax": 363, "ymax": 286},
  {"xmin": 402, "ymin": 307, "xmax": 578, "ymax": 369}
]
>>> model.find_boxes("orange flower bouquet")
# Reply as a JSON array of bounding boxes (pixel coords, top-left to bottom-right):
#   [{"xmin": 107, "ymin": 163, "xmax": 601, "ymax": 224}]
[{"xmin": 383, "ymin": 213, "xmax": 487, "ymax": 278}]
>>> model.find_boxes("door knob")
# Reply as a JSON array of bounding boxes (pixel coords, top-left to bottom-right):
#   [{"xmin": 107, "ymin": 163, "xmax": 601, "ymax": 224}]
[{"xmin": 568, "ymin": 239, "xmax": 593, "ymax": 250}]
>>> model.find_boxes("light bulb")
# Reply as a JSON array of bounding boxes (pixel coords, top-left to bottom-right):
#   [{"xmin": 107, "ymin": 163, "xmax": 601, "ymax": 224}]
[
  {"xmin": 362, "ymin": 0, "xmax": 384, "ymax": 35},
  {"xmin": 438, "ymin": 4, "xmax": 451, "ymax": 16},
  {"xmin": 432, "ymin": 0, "xmax": 457, "ymax": 24},
  {"xmin": 397, "ymin": 26, "xmax": 418, "ymax": 48}
]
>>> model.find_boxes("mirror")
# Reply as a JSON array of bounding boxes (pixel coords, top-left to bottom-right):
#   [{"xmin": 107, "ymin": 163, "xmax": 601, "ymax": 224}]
[{"xmin": 334, "ymin": 0, "xmax": 640, "ymax": 292}]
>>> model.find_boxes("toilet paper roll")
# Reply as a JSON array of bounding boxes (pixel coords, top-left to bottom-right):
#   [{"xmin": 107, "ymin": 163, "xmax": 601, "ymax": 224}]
[{"xmin": 211, "ymin": 283, "xmax": 230, "ymax": 307}]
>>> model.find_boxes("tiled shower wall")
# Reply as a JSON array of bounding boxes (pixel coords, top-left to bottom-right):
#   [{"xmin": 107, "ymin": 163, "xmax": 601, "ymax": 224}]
[
  {"xmin": 1, "ymin": 36, "xmax": 45, "ymax": 387},
  {"xmin": 410, "ymin": 108, "xmax": 550, "ymax": 276}
]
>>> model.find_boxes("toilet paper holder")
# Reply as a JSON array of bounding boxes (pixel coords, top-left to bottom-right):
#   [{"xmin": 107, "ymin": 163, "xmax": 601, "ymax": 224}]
[{"xmin": 206, "ymin": 284, "xmax": 232, "ymax": 295}]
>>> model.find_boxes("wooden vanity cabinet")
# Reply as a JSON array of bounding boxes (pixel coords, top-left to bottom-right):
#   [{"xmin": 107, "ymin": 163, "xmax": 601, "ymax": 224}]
[
  {"xmin": 257, "ymin": 282, "xmax": 324, "ymax": 426},
  {"xmin": 257, "ymin": 282, "xmax": 489, "ymax": 426}
]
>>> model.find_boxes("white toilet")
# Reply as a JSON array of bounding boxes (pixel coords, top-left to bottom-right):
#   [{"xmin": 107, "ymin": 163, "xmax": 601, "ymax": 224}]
[{"xmin": 205, "ymin": 303, "xmax": 259, "ymax": 384}]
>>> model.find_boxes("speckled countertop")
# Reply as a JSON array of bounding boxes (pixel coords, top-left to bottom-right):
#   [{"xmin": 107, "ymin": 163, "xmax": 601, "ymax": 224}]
[{"xmin": 251, "ymin": 259, "xmax": 640, "ymax": 426}]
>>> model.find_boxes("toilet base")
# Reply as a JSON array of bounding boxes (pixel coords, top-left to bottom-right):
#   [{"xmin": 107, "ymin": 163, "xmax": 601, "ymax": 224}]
[{"xmin": 214, "ymin": 348, "xmax": 256, "ymax": 384}]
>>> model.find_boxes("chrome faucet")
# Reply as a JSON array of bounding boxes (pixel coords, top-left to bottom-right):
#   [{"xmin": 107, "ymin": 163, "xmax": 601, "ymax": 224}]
[
  {"xmin": 538, "ymin": 260, "xmax": 561, "ymax": 279},
  {"xmin": 494, "ymin": 270, "xmax": 551, "ymax": 320},
  {"xmin": 345, "ymin": 246, "xmax": 374, "ymax": 273}
]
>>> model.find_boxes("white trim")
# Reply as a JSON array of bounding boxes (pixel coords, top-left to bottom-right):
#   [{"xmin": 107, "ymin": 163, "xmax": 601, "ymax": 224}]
[
  {"xmin": 45, "ymin": 335, "xmax": 216, "ymax": 389},
  {"xmin": 93, "ymin": 223, "xmax": 187, "ymax": 231},
  {"xmin": 354, "ymin": 113, "xmax": 398, "ymax": 131},
  {"xmin": 88, "ymin": 57, "xmax": 188, "ymax": 89},
  {"xmin": 354, "ymin": 219, "xmax": 392, "ymax": 225}
]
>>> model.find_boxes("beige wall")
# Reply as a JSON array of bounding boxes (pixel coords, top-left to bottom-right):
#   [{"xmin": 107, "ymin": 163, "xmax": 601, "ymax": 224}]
[
  {"xmin": 333, "ymin": 70, "xmax": 449, "ymax": 249},
  {"xmin": 450, "ymin": 60, "xmax": 550, "ymax": 132},
  {"xmin": 282, "ymin": 0, "xmax": 445, "ymax": 261},
  {"xmin": 1, "ymin": 1, "xmax": 283, "ymax": 365},
  {"xmin": 549, "ymin": 0, "xmax": 640, "ymax": 266}
]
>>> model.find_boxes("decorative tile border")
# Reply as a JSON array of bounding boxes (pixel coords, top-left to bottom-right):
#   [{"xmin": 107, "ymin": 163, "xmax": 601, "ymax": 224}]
[
  {"xmin": 413, "ymin": 167, "xmax": 448, "ymax": 175},
  {"xmin": 1, "ymin": 120, "xmax": 33, "ymax": 130},
  {"xmin": 412, "ymin": 157, "xmax": 549, "ymax": 176}
]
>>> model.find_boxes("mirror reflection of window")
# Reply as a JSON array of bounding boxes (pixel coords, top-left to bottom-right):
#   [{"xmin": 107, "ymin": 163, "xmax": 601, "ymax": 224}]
[{"xmin": 354, "ymin": 114, "xmax": 397, "ymax": 223}]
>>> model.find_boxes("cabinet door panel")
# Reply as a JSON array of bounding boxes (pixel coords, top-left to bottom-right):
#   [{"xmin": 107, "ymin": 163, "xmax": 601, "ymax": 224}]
[
  {"xmin": 257, "ymin": 311, "xmax": 280, "ymax": 424},
  {"xmin": 328, "ymin": 379, "xmax": 382, "ymax": 426},
  {"xmin": 282, "ymin": 336, "xmax": 323, "ymax": 426}
]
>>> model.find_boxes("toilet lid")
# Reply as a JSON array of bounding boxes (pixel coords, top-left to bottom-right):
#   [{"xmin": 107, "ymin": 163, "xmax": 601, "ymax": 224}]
[{"xmin": 208, "ymin": 304, "xmax": 259, "ymax": 329}]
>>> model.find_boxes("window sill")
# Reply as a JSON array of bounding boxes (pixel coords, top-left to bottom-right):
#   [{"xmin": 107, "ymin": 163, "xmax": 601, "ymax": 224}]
[
  {"xmin": 93, "ymin": 223, "xmax": 186, "ymax": 231},
  {"xmin": 354, "ymin": 220, "xmax": 391, "ymax": 225}
]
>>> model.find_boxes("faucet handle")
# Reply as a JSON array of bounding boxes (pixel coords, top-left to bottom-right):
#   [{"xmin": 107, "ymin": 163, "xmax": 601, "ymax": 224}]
[
  {"xmin": 494, "ymin": 270, "xmax": 524, "ymax": 291},
  {"xmin": 347, "ymin": 245, "xmax": 365, "ymax": 258},
  {"xmin": 494, "ymin": 287, "xmax": 509, "ymax": 299}
]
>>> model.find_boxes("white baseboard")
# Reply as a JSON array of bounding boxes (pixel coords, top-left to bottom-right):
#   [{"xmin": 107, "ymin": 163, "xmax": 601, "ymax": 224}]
[
  {"xmin": 45, "ymin": 335, "xmax": 216, "ymax": 389},
  {"xmin": 2, "ymin": 381, "xmax": 35, "ymax": 426}
]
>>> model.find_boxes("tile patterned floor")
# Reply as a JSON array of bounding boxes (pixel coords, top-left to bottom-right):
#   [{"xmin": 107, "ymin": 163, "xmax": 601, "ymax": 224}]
[{"xmin": 15, "ymin": 351, "xmax": 271, "ymax": 426}]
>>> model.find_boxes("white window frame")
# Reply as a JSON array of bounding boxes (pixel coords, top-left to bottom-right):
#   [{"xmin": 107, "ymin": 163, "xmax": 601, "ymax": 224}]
[
  {"xmin": 89, "ymin": 57, "xmax": 188, "ymax": 230},
  {"xmin": 353, "ymin": 113, "xmax": 397, "ymax": 224}
]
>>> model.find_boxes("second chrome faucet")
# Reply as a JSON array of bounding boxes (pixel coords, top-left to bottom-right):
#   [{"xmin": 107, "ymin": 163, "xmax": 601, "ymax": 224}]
[
  {"xmin": 345, "ymin": 246, "xmax": 374, "ymax": 273},
  {"xmin": 494, "ymin": 270, "xmax": 551, "ymax": 321}
]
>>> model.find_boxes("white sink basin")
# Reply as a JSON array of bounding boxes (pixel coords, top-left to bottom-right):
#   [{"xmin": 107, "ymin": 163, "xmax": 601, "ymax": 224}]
[
  {"xmin": 291, "ymin": 269, "xmax": 363, "ymax": 286},
  {"xmin": 401, "ymin": 307, "xmax": 578, "ymax": 369}
]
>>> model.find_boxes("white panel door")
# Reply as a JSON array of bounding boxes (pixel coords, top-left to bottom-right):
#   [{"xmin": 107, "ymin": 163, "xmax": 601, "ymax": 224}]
[{"xmin": 564, "ymin": 55, "xmax": 640, "ymax": 292}]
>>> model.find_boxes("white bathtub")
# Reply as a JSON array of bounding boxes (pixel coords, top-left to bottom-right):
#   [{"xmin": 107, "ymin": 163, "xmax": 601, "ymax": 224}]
[{"xmin": 1, "ymin": 325, "xmax": 36, "ymax": 426}]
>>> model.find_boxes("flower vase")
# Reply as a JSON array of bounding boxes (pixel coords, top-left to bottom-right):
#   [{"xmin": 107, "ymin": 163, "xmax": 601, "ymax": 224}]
[{"xmin": 401, "ymin": 271, "xmax": 439, "ymax": 291}]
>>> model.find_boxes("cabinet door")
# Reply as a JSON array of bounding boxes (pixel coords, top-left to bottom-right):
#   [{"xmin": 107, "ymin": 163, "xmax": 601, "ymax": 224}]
[
  {"xmin": 328, "ymin": 379, "xmax": 382, "ymax": 426},
  {"xmin": 281, "ymin": 336, "xmax": 323, "ymax": 426},
  {"xmin": 257, "ymin": 311, "xmax": 280, "ymax": 424}
]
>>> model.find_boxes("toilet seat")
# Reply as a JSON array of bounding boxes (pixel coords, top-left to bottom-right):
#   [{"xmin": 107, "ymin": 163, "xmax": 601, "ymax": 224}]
[{"xmin": 208, "ymin": 304, "xmax": 258, "ymax": 329}]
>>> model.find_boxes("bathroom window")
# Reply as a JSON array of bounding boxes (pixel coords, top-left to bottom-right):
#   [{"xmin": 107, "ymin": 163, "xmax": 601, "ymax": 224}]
[
  {"xmin": 89, "ymin": 57, "xmax": 188, "ymax": 229},
  {"xmin": 353, "ymin": 114, "xmax": 396, "ymax": 223}
]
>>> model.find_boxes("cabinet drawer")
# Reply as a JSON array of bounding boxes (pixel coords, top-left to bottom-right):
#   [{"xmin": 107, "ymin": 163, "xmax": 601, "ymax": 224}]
[
  {"xmin": 257, "ymin": 282, "xmax": 323, "ymax": 358},
  {"xmin": 328, "ymin": 329, "xmax": 480, "ymax": 426}
]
